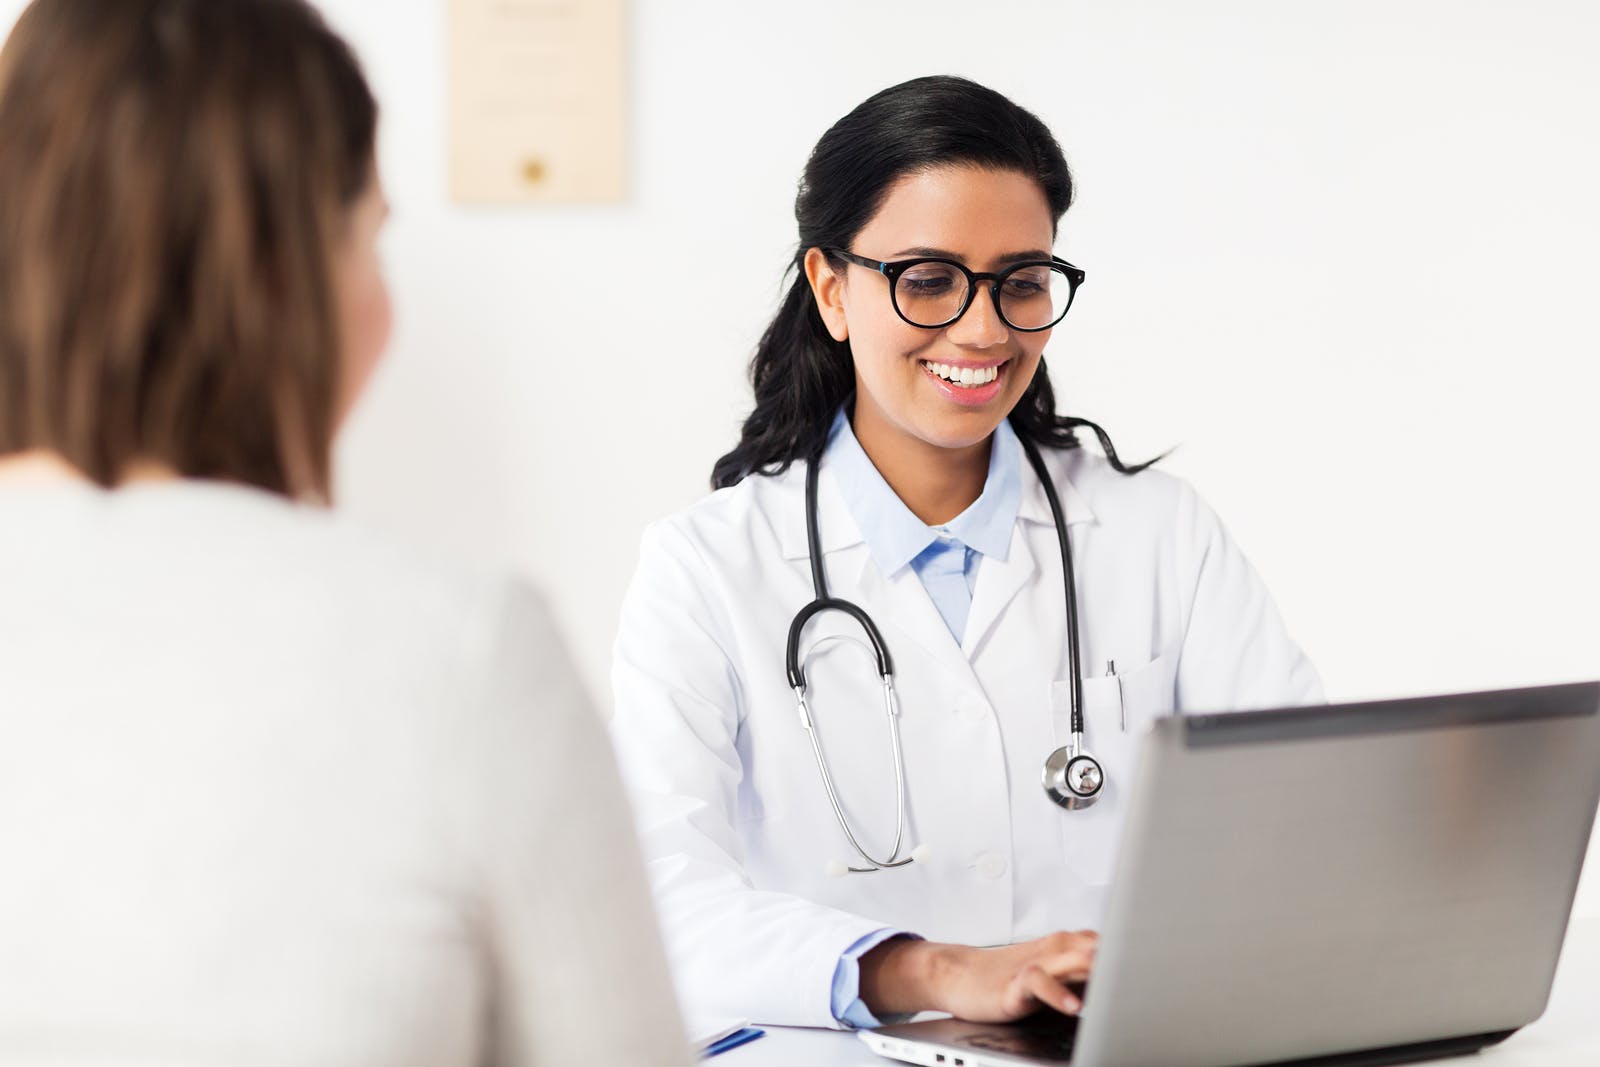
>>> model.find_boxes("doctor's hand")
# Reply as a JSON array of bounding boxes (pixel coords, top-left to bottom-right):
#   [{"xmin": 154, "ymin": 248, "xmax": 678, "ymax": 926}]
[{"xmin": 858, "ymin": 930, "xmax": 1098, "ymax": 1023}]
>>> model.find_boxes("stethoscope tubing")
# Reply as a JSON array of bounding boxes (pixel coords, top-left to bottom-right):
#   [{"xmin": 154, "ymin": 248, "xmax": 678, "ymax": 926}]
[
  {"xmin": 1018, "ymin": 434, "xmax": 1086, "ymax": 739},
  {"xmin": 785, "ymin": 425, "xmax": 1100, "ymax": 872},
  {"xmin": 786, "ymin": 458, "xmax": 913, "ymax": 871},
  {"xmin": 794, "ymin": 675, "xmax": 915, "ymax": 871}
]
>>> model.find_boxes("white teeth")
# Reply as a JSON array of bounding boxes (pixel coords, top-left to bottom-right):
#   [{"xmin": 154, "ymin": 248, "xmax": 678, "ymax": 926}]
[{"xmin": 923, "ymin": 361, "xmax": 1000, "ymax": 387}]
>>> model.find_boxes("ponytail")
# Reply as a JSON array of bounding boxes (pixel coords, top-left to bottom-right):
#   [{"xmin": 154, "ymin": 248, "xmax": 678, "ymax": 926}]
[{"xmin": 711, "ymin": 263, "xmax": 852, "ymax": 489}]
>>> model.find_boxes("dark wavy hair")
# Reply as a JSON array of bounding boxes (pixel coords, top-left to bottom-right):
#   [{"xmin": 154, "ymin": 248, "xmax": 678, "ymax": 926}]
[{"xmin": 711, "ymin": 75, "xmax": 1160, "ymax": 490}]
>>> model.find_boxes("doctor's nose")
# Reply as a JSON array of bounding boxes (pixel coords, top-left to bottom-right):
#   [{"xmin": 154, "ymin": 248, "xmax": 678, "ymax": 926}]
[{"xmin": 945, "ymin": 286, "xmax": 1010, "ymax": 349}]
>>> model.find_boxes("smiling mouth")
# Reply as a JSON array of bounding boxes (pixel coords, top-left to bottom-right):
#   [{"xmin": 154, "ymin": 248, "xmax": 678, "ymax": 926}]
[{"xmin": 921, "ymin": 359, "xmax": 1005, "ymax": 388}]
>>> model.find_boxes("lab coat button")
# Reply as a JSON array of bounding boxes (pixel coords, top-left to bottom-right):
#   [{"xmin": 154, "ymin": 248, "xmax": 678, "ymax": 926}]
[{"xmin": 974, "ymin": 852, "xmax": 1007, "ymax": 879}]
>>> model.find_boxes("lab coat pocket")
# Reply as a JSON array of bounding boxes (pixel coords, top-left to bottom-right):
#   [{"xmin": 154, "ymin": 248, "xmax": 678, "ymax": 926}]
[
  {"xmin": 1050, "ymin": 654, "xmax": 1177, "ymax": 888},
  {"xmin": 1049, "ymin": 654, "xmax": 1176, "ymax": 744},
  {"xmin": 1111, "ymin": 653, "xmax": 1178, "ymax": 732}
]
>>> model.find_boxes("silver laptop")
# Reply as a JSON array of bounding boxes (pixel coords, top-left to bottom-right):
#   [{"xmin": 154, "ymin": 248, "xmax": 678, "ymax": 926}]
[{"xmin": 861, "ymin": 682, "xmax": 1600, "ymax": 1067}]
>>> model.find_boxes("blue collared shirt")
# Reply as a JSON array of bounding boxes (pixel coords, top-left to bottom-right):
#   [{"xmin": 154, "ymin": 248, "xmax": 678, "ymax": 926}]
[
  {"xmin": 821, "ymin": 408, "xmax": 1023, "ymax": 644},
  {"xmin": 822, "ymin": 407, "xmax": 1024, "ymax": 1027}
]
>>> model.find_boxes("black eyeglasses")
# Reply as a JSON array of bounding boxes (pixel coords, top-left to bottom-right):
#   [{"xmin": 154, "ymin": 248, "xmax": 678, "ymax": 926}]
[{"xmin": 824, "ymin": 248, "xmax": 1085, "ymax": 332}]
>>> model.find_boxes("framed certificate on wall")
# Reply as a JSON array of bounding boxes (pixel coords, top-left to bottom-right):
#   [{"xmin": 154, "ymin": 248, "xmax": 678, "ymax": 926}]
[{"xmin": 448, "ymin": 0, "xmax": 628, "ymax": 204}]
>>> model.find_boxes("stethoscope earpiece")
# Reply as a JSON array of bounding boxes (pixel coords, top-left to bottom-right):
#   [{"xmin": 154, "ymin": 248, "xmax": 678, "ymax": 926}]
[{"xmin": 826, "ymin": 843, "xmax": 933, "ymax": 878}]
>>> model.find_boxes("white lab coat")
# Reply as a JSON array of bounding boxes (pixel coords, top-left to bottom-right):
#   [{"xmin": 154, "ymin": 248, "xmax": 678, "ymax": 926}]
[{"xmin": 610, "ymin": 445, "xmax": 1322, "ymax": 1029}]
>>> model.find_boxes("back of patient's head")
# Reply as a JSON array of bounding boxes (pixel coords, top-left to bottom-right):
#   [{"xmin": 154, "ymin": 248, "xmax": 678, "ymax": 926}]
[{"xmin": 0, "ymin": 0, "xmax": 376, "ymax": 498}]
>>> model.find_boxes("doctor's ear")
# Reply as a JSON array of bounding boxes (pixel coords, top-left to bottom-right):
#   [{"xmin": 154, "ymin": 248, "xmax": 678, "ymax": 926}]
[{"xmin": 804, "ymin": 247, "xmax": 850, "ymax": 343}]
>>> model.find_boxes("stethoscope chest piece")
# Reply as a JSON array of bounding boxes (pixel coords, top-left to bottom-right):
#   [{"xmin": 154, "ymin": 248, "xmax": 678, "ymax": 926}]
[{"xmin": 1043, "ymin": 741, "xmax": 1105, "ymax": 810}]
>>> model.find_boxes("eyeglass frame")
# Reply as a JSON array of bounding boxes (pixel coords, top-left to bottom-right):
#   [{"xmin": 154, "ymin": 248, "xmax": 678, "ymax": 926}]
[{"xmin": 822, "ymin": 247, "xmax": 1086, "ymax": 333}]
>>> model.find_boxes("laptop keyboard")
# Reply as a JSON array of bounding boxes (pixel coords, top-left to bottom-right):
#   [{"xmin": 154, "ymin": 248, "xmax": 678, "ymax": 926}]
[{"xmin": 951, "ymin": 1012, "xmax": 1080, "ymax": 1062}]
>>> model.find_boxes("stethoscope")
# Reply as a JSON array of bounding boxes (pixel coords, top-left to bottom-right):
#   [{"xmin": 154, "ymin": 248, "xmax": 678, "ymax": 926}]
[{"xmin": 786, "ymin": 430, "xmax": 1104, "ymax": 876}]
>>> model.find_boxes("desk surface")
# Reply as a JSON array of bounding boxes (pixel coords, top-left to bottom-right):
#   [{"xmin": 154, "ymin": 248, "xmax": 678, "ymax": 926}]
[{"xmin": 720, "ymin": 917, "xmax": 1600, "ymax": 1067}]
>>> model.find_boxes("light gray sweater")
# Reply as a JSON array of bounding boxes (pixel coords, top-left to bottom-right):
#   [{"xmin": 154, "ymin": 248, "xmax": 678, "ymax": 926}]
[{"xmin": 0, "ymin": 480, "xmax": 689, "ymax": 1067}]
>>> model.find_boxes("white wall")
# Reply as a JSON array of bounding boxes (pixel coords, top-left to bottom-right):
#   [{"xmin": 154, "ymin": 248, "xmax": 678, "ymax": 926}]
[{"xmin": 5, "ymin": 1, "xmax": 1597, "ymax": 912}]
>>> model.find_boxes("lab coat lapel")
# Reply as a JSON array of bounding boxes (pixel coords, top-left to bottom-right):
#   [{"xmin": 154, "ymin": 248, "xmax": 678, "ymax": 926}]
[
  {"xmin": 962, "ymin": 526, "xmax": 1039, "ymax": 656},
  {"xmin": 963, "ymin": 448, "xmax": 1095, "ymax": 657},
  {"xmin": 850, "ymin": 550, "xmax": 965, "ymax": 672}
]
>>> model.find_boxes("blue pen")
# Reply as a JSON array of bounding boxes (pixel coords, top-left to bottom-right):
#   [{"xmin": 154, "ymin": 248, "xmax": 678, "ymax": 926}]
[{"xmin": 701, "ymin": 1027, "xmax": 765, "ymax": 1058}]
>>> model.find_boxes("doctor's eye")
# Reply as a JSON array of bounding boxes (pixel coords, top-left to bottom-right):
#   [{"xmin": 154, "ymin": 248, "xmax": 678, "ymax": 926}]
[
  {"xmin": 999, "ymin": 271, "xmax": 1050, "ymax": 297},
  {"xmin": 893, "ymin": 263, "xmax": 970, "ymax": 327},
  {"xmin": 897, "ymin": 264, "xmax": 962, "ymax": 296},
  {"xmin": 996, "ymin": 264, "xmax": 1077, "ymax": 331}
]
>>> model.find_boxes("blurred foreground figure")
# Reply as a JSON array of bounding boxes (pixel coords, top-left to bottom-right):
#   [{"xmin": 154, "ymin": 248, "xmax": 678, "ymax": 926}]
[{"xmin": 0, "ymin": 2, "xmax": 689, "ymax": 1063}]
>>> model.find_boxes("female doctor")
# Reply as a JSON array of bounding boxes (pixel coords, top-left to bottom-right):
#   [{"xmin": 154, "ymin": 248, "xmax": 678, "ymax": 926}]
[{"xmin": 610, "ymin": 75, "xmax": 1322, "ymax": 1031}]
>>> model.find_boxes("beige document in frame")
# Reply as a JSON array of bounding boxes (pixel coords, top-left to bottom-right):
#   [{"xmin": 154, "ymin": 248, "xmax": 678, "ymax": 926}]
[{"xmin": 448, "ymin": 0, "xmax": 628, "ymax": 204}]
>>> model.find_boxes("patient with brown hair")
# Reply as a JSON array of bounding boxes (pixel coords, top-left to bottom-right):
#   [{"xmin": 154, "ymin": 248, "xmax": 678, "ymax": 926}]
[{"xmin": 0, "ymin": 1, "xmax": 689, "ymax": 1063}]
